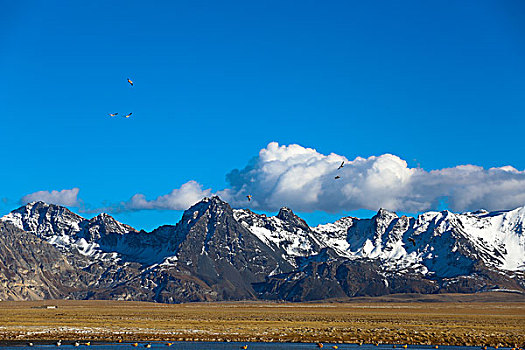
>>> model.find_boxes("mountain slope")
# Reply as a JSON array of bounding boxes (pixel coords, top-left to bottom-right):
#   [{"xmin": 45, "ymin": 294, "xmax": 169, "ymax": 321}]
[
  {"xmin": 153, "ymin": 197, "xmax": 295, "ymax": 300},
  {"xmin": 253, "ymin": 207, "xmax": 525, "ymax": 301},
  {"xmin": 0, "ymin": 221, "xmax": 89, "ymax": 301},
  {"xmin": 1, "ymin": 198, "xmax": 524, "ymax": 302},
  {"xmin": 233, "ymin": 207, "xmax": 323, "ymax": 266},
  {"xmin": 312, "ymin": 208, "xmax": 525, "ymax": 275}
]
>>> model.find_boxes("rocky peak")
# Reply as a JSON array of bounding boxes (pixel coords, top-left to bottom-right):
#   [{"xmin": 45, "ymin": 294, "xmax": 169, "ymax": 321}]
[
  {"xmin": 1, "ymin": 199, "xmax": 525, "ymax": 302},
  {"xmin": 375, "ymin": 208, "xmax": 398, "ymax": 220},
  {"xmin": 1, "ymin": 201, "xmax": 84, "ymax": 237},
  {"xmin": 76, "ymin": 213, "xmax": 137, "ymax": 242},
  {"xmin": 179, "ymin": 196, "xmax": 234, "ymax": 228},
  {"xmin": 371, "ymin": 208, "xmax": 399, "ymax": 239},
  {"xmin": 277, "ymin": 207, "xmax": 310, "ymax": 231}
]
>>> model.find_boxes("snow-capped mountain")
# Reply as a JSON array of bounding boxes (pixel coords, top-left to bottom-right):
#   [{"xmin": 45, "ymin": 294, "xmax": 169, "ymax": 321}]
[
  {"xmin": 234, "ymin": 207, "xmax": 323, "ymax": 266},
  {"xmin": 2, "ymin": 201, "xmax": 85, "ymax": 238},
  {"xmin": 148, "ymin": 197, "xmax": 294, "ymax": 300},
  {"xmin": 1, "ymin": 201, "xmax": 137, "ymax": 258},
  {"xmin": 253, "ymin": 207, "xmax": 525, "ymax": 300},
  {"xmin": 312, "ymin": 207, "xmax": 525, "ymax": 275},
  {"xmin": 0, "ymin": 197, "xmax": 524, "ymax": 302}
]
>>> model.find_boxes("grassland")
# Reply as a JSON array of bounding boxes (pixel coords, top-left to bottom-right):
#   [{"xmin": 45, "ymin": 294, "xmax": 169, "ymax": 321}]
[{"xmin": 0, "ymin": 293, "xmax": 524, "ymax": 347}]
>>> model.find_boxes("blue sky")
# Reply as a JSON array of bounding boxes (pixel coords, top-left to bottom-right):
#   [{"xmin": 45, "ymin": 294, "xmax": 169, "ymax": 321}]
[{"xmin": 1, "ymin": 1, "xmax": 524, "ymax": 230}]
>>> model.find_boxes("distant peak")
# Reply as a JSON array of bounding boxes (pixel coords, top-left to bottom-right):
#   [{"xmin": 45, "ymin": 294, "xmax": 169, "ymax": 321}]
[
  {"xmin": 14, "ymin": 201, "xmax": 65, "ymax": 213},
  {"xmin": 210, "ymin": 195, "xmax": 226, "ymax": 203},
  {"xmin": 195, "ymin": 196, "xmax": 229, "ymax": 206},
  {"xmin": 277, "ymin": 207, "xmax": 309, "ymax": 230},
  {"xmin": 471, "ymin": 209, "xmax": 489, "ymax": 215},
  {"xmin": 24, "ymin": 201, "xmax": 49, "ymax": 208},
  {"xmin": 376, "ymin": 208, "xmax": 398, "ymax": 217},
  {"xmin": 92, "ymin": 212, "xmax": 113, "ymax": 220},
  {"xmin": 183, "ymin": 196, "xmax": 233, "ymax": 220},
  {"xmin": 276, "ymin": 207, "xmax": 295, "ymax": 220},
  {"xmin": 198, "ymin": 196, "xmax": 227, "ymax": 205}
]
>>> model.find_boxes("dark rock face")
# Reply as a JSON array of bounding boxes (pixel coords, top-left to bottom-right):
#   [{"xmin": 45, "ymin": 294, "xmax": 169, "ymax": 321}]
[
  {"xmin": 253, "ymin": 253, "xmax": 441, "ymax": 302},
  {"xmin": 276, "ymin": 207, "xmax": 310, "ymax": 232},
  {"xmin": 0, "ymin": 198, "xmax": 524, "ymax": 302},
  {"xmin": 0, "ymin": 222, "xmax": 88, "ymax": 301},
  {"xmin": 165, "ymin": 197, "xmax": 294, "ymax": 300}
]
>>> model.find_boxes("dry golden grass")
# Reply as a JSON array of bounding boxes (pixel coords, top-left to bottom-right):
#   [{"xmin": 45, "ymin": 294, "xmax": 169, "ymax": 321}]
[{"xmin": 0, "ymin": 295, "xmax": 524, "ymax": 347}]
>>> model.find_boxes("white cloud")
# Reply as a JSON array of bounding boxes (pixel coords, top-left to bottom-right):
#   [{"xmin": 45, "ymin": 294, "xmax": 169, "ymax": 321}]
[
  {"xmin": 125, "ymin": 180, "xmax": 212, "ymax": 210},
  {"xmin": 21, "ymin": 143, "xmax": 525, "ymax": 214},
  {"xmin": 21, "ymin": 188, "xmax": 80, "ymax": 207},
  {"xmin": 219, "ymin": 142, "xmax": 525, "ymax": 213}
]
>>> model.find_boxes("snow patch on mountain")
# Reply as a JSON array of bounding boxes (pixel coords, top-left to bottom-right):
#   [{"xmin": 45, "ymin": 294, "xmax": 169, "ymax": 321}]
[
  {"xmin": 0, "ymin": 201, "xmax": 136, "ymax": 261},
  {"xmin": 311, "ymin": 206, "xmax": 525, "ymax": 274},
  {"xmin": 233, "ymin": 208, "xmax": 322, "ymax": 265},
  {"xmin": 2, "ymin": 199, "xmax": 524, "ymax": 281}
]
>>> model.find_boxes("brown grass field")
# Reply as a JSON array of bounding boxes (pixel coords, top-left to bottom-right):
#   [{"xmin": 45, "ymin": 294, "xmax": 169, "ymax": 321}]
[{"xmin": 0, "ymin": 293, "xmax": 524, "ymax": 347}]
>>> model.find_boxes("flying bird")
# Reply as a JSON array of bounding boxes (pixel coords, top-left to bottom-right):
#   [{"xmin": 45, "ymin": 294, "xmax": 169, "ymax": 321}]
[
  {"xmin": 127, "ymin": 78, "xmax": 134, "ymax": 86},
  {"xmin": 408, "ymin": 237, "xmax": 416, "ymax": 246},
  {"xmin": 247, "ymin": 195, "xmax": 252, "ymax": 202},
  {"xmin": 334, "ymin": 175, "xmax": 341, "ymax": 179},
  {"xmin": 338, "ymin": 161, "xmax": 344, "ymax": 170},
  {"xmin": 124, "ymin": 113, "xmax": 132, "ymax": 118},
  {"xmin": 108, "ymin": 113, "xmax": 118, "ymax": 117}
]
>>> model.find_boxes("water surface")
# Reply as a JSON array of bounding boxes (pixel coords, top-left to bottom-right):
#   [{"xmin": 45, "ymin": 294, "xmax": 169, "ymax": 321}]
[{"xmin": 0, "ymin": 343, "xmax": 489, "ymax": 350}]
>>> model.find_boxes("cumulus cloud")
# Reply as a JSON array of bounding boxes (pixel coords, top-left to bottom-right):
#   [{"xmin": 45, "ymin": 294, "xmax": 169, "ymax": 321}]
[
  {"xmin": 21, "ymin": 143, "xmax": 525, "ymax": 214},
  {"xmin": 124, "ymin": 180, "xmax": 212, "ymax": 210},
  {"xmin": 21, "ymin": 188, "xmax": 81, "ymax": 207},
  {"xmin": 218, "ymin": 142, "xmax": 525, "ymax": 213}
]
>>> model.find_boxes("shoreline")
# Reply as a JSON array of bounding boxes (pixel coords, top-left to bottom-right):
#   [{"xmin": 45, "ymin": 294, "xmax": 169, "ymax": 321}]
[
  {"xmin": 0, "ymin": 334, "xmax": 522, "ymax": 347},
  {"xmin": 0, "ymin": 340, "xmax": 519, "ymax": 348}
]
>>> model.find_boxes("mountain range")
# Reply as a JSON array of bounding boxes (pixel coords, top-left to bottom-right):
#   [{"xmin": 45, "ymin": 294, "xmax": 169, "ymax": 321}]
[{"xmin": 0, "ymin": 197, "xmax": 524, "ymax": 302}]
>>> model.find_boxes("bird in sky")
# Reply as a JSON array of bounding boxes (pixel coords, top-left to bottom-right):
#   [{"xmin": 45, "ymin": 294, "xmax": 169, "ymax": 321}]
[
  {"xmin": 408, "ymin": 237, "xmax": 416, "ymax": 246},
  {"xmin": 335, "ymin": 175, "xmax": 341, "ymax": 179},
  {"xmin": 246, "ymin": 195, "xmax": 252, "ymax": 201},
  {"xmin": 127, "ymin": 78, "xmax": 133, "ymax": 86},
  {"xmin": 124, "ymin": 113, "xmax": 132, "ymax": 118},
  {"xmin": 338, "ymin": 161, "xmax": 345, "ymax": 170},
  {"xmin": 108, "ymin": 113, "xmax": 118, "ymax": 117}
]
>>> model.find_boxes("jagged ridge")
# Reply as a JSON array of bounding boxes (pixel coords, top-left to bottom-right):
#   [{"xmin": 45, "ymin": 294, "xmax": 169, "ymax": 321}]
[{"xmin": 0, "ymin": 198, "xmax": 524, "ymax": 302}]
